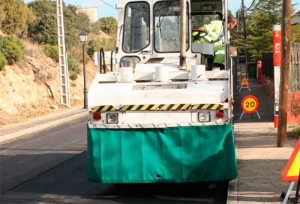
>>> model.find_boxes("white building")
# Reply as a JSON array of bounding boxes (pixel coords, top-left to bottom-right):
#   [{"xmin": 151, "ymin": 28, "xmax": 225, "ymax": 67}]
[{"xmin": 77, "ymin": 7, "xmax": 98, "ymax": 23}]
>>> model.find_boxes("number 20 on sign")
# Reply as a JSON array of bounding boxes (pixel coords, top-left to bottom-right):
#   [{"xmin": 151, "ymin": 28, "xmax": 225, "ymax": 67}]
[{"xmin": 241, "ymin": 95, "xmax": 259, "ymax": 114}]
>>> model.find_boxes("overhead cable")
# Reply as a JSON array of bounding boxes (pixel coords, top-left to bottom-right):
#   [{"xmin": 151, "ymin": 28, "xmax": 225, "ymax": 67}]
[{"xmin": 100, "ymin": 0, "xmax": 117, "ymax": 10}]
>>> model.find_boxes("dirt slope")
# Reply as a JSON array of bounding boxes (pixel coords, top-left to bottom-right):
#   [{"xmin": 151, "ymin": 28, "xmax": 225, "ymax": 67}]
[{"xmin": 0, "ymin": 38, "xmax": 99, "ymax": 126}]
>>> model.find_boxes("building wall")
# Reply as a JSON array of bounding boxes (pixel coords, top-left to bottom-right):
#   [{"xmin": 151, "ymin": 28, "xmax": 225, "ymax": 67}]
[{"xmin": 77, "ymin": 7, "xmax": 98, "ymax": 23}]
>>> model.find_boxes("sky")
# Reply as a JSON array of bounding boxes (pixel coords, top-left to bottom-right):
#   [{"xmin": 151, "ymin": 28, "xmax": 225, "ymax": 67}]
[{"xmin": 24, "ymin": 0, "xmax": 300, "ymax": 20}]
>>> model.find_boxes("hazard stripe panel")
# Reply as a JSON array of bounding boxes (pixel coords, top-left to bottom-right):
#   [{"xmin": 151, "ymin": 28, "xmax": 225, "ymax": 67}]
[{"xmin": 92, "ymin": 104, "xmax": 224, "ymax": 113}]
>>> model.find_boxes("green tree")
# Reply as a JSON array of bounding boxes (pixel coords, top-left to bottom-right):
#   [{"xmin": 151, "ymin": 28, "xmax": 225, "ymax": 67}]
[
  {"xmin": 237, "ymin": 0, "xmax": 299, "ymax": 60},
  {"xmin": 231, "ymin": 10, "xmax": 246, "ymax": 49},
  {"xmin": 291, "ymin": 23, "xmax": 300, "ymax": 43},
  {"xmin": 28, "ymin": 14, "xmax": 57, "ymax": 45},
  {"xmin": 97, "ymin": 17, "xmax": 118, "ymax": 35},
  {"xmin": 63, "ymin": 4, "xmax": 83, "ymax": 48},
  {"xmin": 1, "ymin": 0, "xmax": 30, "ymax": 34},
  {"xmin": 27, "ymin": 0, "xmax": 57, "ymax": 16},
  {"xmin": 246, "ymin": 0, "xmax": 282, "ymax": 60},
  {"xmin": 27, "ymin": 0, "xmax": 81, "ymax": 47},
  {"xmin": 27, "ymin": 0, "xmax": 58, "ymax": 44}
]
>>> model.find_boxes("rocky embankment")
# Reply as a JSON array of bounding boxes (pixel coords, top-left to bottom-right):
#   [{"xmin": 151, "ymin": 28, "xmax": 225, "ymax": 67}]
[{"xmin": 0, "ymin": 39, "xmax": 98, "ymax": 126}]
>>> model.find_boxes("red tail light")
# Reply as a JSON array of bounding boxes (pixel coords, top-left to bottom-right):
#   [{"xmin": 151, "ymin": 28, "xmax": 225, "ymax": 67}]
[
  {"xmin": 216, "ymin": 110, "xmax": 224, "ymax": 118},
  {"xmin": 93, "ymin": 112, "xmax": 101, "ymax": 120}
]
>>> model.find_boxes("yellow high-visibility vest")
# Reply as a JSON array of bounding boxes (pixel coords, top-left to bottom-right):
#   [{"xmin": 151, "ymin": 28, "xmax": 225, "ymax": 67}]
[{"xmin": 192, "ymin": 20, "xmax": 230, "ymax": 45}]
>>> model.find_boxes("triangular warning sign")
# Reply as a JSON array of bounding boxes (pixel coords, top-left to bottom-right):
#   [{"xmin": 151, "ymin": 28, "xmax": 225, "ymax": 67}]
[
  {"xmin": 240, "ymin": 77, "xmax": 249, "ymax": 86},
  {"xmin": 281, "ymin": 139, "xmax": 300, "ymax": 182}
]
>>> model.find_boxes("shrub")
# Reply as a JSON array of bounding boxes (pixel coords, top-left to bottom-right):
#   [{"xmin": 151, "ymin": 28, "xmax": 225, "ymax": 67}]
[
  {"xmin": 67, "ymin": 53, "xmax": 81, "ymax": 74},
  {"xmin": 44, "ymin": 44, "xmax": 59, "ymax": 62},
  {"xmin": 0, "ymin": 35, "xmax": 25, "ymax": 64},
  {"xmin": 69, "ymin": 71, "xmax": 78, "ymax": 81},
  {"xmin": 84, "ymin": 37, "xmax": 116, "ymax": 61},
  {"xmin": 0, "ymin": 52, "xmax": 7, "ymax": 71},
  {"xmin": 44, "ymin": 46, "xmax": 81, "ymax": 76},
  {"xmin": 67, "ymin": 42, "xmax": 91, "ymax": 65},
  {"xmin": 293, "ymin": 125, "xmax": 300, "ymax": 135},
  {"xmin": 87, "ymin": 46, "xmax": 95, "ymax": 58}
]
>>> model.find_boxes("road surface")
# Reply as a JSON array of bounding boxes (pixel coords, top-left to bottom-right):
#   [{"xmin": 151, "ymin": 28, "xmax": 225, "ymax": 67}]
[{"xmin": 0, "ymin": 115, "xmax": 228, "ymax": 203}]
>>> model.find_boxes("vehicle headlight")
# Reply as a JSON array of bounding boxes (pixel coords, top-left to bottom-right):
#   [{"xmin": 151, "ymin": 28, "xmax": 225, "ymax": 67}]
[
  {"xmin": 198, "ymin": 112, "xmax": 210, "ymax": 122},
  {"xmin": 106, "ymin": 113, "xmax": 118, "ymax": 124}
]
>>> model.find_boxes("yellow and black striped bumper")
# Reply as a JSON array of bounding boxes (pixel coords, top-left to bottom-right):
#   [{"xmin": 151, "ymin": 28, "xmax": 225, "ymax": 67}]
[{"xmin": 92, "ymin": 104, "xmax": 224, "ymax": 113}]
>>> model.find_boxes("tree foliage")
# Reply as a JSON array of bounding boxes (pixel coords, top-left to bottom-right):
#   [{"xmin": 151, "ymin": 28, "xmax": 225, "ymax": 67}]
[
  {"xmin": 0, "ymin": 0, "xmax": 118, "ymax": 73},
  {"xmin": 27, "ymin": 0, "xmax": 82, "ymax": 47},
  {"xmin": 77, "ymin": 12, "xmax": 91, "ymax": 31},
  {"xmin": 28, "ymin": 14, "xmax": 58, "ymax": 45},
  {"xmin": 234, "ymin": 0, "xmax": 300, "ymax": 60},
  {"xmin": 95, "ymin": 17, "xmax": 118, "ymax": 35},
  {"xmin": 246, "ymin": 0, "xmax": 282, "ymax": 60},
  {"xmin": 28, "ymin": 0, "xmax": 57, "ymax": 16},
  {"xmin": 230, "ymin": 10, "xmax": 245, "ymax": 49},
  {"xmin": 291, "ymin": 23, "xmax": 300, "ymax": 43},
  {"xmin": 62, "ymin": 4, "xmax": 84, "ymax": 47},
  {"xmin": 0, "ymin": 5, "xmax": 5, "ymax": 27},
  {"xmin": 1, "ymin": 0, "xmax": 33, "ymax": 34},
  {"xmin": 91, "ymin": 20, "xmax": 102, "ymax": 34}
]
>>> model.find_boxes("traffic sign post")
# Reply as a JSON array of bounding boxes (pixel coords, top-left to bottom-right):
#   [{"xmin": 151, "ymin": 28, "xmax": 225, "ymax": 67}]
[
  {"xmin": 239, "ymin": 95, "xmax": 261, "ymax": 120},
  {"xmin": 273, "ymin": 25, "xmax": 281, "ymax": 128},
  {"xmin": 239, "ymin": 76, "xmax": 251, "ymax": 91},
  {"xmin": 281, "ymin": 139, "xmax": 300, "ymax": 203}
]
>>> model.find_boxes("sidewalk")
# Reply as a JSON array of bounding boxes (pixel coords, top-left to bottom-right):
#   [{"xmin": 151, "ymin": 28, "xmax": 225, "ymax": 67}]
[
  {"xmin": 228, "ymin": 64, "xmax": 297, "ymax": 203},
  {"xmin": 0, "ymin": 106, "xmax": 87, "ymax": 143}
]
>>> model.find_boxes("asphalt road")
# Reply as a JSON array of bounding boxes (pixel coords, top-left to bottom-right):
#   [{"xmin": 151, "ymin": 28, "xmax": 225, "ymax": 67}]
[{"xmin": 0, "ymin": 115, "xmax": 228, "ymax": 204}]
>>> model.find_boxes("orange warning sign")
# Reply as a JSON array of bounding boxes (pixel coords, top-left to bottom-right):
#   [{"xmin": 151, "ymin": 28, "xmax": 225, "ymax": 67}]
[
  {"xmin": 240, "ymin": 77, "xmax": 249, "ymax": 86},
  {"xmin": 281, "ymin": 140, "xmax": 300, "ymax": 182}
]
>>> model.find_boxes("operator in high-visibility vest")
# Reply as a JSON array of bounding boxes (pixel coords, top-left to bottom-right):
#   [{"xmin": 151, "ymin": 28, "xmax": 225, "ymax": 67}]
[{"xmin": 192, "ymin": 15, "xmax": 237, "ymax": 68}]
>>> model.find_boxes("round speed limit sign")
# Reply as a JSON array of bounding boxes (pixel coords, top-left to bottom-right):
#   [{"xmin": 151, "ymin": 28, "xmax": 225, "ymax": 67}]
[{"xmin": 241, "ymin": 95, "xmax": 259, "ymax": 114}]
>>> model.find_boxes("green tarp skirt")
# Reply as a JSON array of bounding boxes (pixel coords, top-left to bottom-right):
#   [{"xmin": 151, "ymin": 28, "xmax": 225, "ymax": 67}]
[{"xmin": 87, "ymin": 124, "xmax": 237, "ymax": 183}]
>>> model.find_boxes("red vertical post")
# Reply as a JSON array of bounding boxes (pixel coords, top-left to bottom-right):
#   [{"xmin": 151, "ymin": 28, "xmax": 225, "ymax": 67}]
[
  {"xmin": 273, "ymin": 25, "xmax": 281, "ymax": 128},
  {"xmin": 257, "ymin": 60, "xmax": 262, "ymax": 85}
]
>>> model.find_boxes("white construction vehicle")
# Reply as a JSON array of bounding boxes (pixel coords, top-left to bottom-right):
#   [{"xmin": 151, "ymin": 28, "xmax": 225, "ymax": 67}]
[{"xmin": 87, "ymin": 0, "xmax": 237, "ymax": 184}]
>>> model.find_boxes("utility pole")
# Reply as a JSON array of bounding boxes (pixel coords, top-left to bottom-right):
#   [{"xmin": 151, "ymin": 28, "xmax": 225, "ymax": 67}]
[
  {"xmin": 179, "ymin": 0, "xmax": 187, "ymax": 69},
  {"xmin": 277, "ymin": 0, "xmax": 291, "ymax": 147},
  {"xmin": 241, "ymin": 0, "xmax": 248, "ymax": 78}
]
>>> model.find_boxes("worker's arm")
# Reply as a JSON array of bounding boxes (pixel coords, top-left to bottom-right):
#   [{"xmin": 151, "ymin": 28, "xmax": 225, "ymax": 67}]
[
  {"xmin": 192, "ymin": 26, "xmax": 205, "ymax": 33},
  {"xmin": 192, "ymin": 25, "xmax": 207, "ymax": 40}
]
